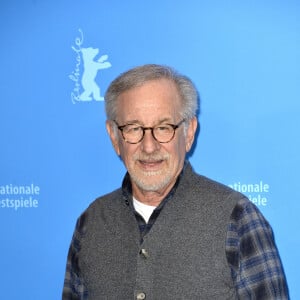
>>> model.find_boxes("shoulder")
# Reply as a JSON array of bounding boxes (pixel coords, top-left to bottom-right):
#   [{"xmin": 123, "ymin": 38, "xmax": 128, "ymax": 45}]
[
  {"xmin": 230, "ymin": 197, "xmax": 270, "ymax": 228},
  {"xmin": 182, "ymin": 162, "xmax": 247, "ymax": 205},
  {"xmin": 88, "ymin": 187, "xmax": 124, "ymax": 211},
  {"xmin": 74, "ymin": 187, "xmax": 124, "ymax": 234}
]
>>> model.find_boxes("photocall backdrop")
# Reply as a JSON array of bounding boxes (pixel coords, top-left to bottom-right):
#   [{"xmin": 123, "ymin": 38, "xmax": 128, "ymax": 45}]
[{"xmin": 0, "ymin": 1, "xmax": 299, "ymax": 299}]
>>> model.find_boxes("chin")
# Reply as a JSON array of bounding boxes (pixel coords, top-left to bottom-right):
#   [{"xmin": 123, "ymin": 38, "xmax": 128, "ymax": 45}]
[{"xmin": 132, "ymin": 173, "xmax": 173, "ymax": 193}]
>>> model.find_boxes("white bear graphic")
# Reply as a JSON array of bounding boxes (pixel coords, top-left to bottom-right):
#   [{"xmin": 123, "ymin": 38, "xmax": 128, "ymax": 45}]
[{"xmin": 79, "ymin": 47, "xmax": 111, "ymax": 101}]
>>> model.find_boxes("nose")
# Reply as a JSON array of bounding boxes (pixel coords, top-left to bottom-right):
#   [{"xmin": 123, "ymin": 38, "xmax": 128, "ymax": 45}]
[{"xmin": 140, "ymin": 128, "xmax": 160, "ymax": 153}]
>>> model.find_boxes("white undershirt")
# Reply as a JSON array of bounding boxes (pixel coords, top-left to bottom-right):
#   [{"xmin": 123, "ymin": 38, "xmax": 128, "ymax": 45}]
[{"xmin": 133, "ymin": 197, "xmax": 157, "ymax": 223}]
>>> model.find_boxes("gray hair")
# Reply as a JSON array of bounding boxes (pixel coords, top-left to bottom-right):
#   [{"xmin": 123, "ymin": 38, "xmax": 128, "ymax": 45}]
[{"xmin": 104, "ymin": 64, "xmax": 199, "ymax": 122}]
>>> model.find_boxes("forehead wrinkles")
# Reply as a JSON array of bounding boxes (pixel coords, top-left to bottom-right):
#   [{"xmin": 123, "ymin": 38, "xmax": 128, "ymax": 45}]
[{"xmin": 116, "ymin": 81, "xmax": 182, "ymax": 124}]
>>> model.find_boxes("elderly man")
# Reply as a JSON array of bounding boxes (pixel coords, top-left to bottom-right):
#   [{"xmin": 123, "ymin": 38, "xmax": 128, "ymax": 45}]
[{"xmin": 63, "ymin": 64, "xmax": 289, "ymax": 299}]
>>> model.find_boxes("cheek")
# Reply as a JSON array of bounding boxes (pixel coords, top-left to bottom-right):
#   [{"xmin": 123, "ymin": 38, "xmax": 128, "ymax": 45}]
[
  {"xmin": 164, "ymin": 139, "xmax": 187, "ymax": 165},
  {"xmin": 173, "ymin": 139, "xmax": 188, "ymax": 166},
  {"xmin": 119, "ymin": 144, "xmax": 137, "ymax": 165},
  {"xmin": 175, "ymin": 135, "xmax": 188, "ymax": 155}
]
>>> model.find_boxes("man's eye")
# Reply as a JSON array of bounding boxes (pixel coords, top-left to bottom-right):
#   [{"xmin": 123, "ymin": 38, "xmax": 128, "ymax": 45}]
[
  {"xmin": 156, "ymin": 125, "xmax": 172, "ymax": 132},
  {"xmin": 125, "ymin": 125, "xmax": 142, "ymax": 133}
]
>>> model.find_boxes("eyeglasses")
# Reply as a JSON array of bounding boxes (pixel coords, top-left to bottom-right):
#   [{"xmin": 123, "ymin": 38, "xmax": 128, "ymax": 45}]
[{"xmin": 114, "ymin": 119, "xmax": 185, "ymax": 144}]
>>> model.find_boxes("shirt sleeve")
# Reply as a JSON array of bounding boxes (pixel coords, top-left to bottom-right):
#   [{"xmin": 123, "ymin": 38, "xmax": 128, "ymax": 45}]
[
  {"xmin": 62, "ymin": 213, "xmax": 88, "ymax": 300},
  {"xmin": 226, "ymin": 198, "xmax": 290, "ymax": 299}
]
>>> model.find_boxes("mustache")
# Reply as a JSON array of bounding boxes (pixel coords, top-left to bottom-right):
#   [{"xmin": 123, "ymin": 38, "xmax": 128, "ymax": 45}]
[{"xmin": 133, "ymin": 153, "xmax": 170, "ymax": 162}]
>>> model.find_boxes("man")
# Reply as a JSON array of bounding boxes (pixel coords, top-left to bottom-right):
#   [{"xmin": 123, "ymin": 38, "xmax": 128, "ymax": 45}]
[{"xmin": 63, "ymin": 64, "xmax": 289, "ymax": 299}]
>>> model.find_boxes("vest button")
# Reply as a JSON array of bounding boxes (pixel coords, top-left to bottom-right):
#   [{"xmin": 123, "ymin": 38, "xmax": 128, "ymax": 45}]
[
  {"xmin": 140, "ymin": 248, "xmax": 149, "ymax": 259},
  {"xmin": 136, "ymin": 292, "xmax": 146, "ymax": 299}
]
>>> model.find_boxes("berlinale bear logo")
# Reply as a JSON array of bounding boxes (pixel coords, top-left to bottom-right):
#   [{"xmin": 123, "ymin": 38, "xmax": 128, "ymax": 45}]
[{"xmin": 69, "ymin": 29, "xmax": 111, "ymax": 103}]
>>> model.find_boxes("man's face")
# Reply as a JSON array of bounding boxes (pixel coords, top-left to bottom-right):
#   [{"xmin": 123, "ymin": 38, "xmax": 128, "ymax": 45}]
[{"xmin": 107, "ymin": 79, "xmax": 197, "ymax": 196}]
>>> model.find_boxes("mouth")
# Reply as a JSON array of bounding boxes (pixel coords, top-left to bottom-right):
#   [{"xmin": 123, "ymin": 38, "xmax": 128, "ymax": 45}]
[{"xmin": 138, "ymin": 159, "xmax": 164, "ymax": 170}]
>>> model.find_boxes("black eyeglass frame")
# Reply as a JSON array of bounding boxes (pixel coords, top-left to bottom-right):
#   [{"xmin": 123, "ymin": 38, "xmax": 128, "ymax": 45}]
[{"xmin": 114, "ymin": 119, "xmax": 186, "ymax": 144}]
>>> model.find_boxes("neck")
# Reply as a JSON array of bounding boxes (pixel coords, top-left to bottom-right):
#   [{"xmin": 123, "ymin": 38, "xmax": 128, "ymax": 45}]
[{"xmin": 132, "ymin": 184, "xmax": 174, "ymax": 206}]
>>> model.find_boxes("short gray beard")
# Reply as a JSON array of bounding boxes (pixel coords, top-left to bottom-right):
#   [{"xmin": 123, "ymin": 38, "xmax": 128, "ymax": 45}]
[
  {"xmin": 130, "ymin": 170, "xmax": 173, "ymax": 192},
  {"xmin": 129, "ymin": 153, "xmax": 172, "ymax": 192}
]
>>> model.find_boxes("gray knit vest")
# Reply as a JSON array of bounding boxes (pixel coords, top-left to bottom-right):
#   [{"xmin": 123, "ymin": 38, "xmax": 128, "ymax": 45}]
[{"xmin": 77, "ymin": 163, "xmax": 243, "ymax": 299}]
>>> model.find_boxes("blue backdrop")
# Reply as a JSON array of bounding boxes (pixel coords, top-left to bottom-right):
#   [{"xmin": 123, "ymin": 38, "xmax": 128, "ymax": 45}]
[{"xmin": 0, "ymin": 1, "xmax": 299, "ymax": 299}]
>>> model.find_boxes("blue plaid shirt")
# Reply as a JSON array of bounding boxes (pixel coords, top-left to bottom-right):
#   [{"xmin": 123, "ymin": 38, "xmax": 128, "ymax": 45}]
[{"xmin": 63, "ymin": 170, "xmax": 289, "ymax": 299}]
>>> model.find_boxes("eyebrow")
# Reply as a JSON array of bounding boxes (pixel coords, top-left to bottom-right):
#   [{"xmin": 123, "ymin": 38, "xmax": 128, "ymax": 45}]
[{"xmin": 122, "ymin": 118, "xmax": 175, "ymax": 126}]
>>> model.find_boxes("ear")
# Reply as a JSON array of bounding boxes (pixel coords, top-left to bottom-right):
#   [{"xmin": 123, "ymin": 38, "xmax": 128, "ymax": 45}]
[
  {"xmin": 185, "ymin": 117, "xmax": 198, "ymax": 152},
  {"xmin": 106, "ymin": 120, "xmax": 121, "ymax": 156}
]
